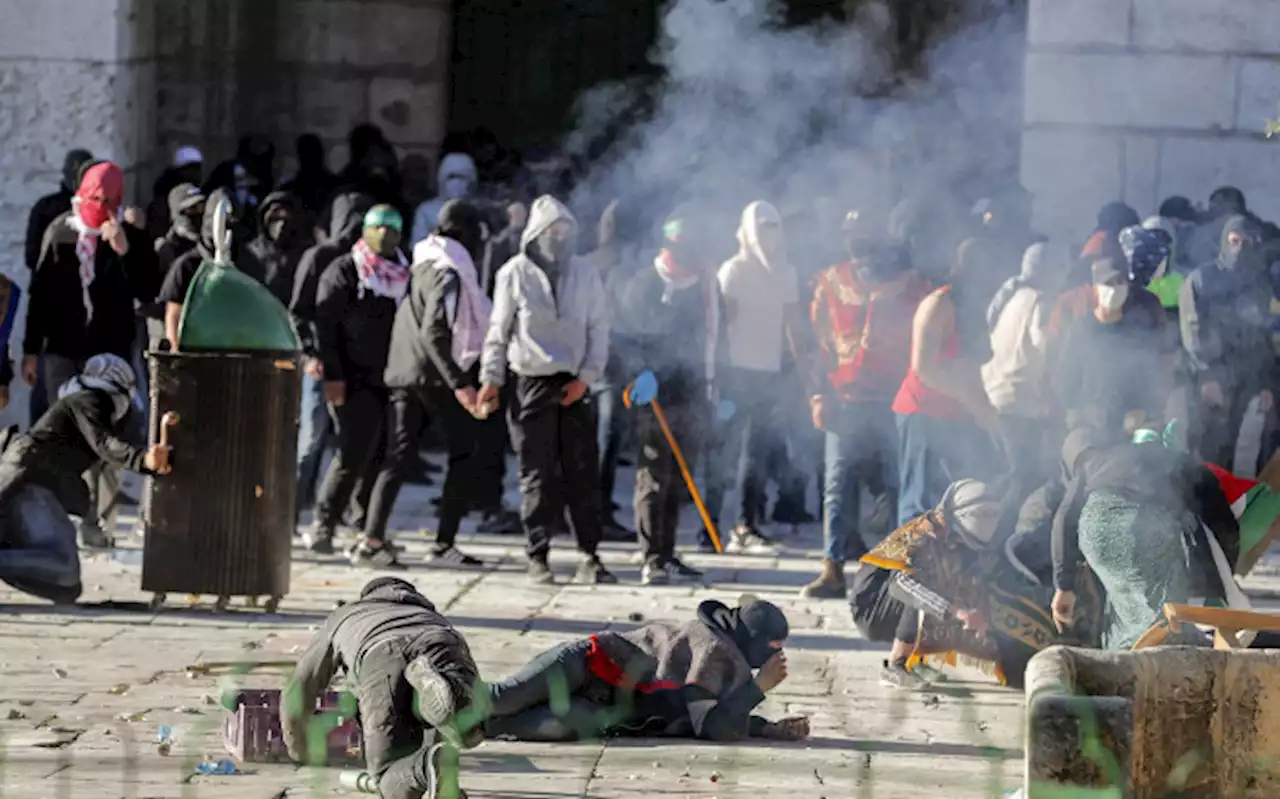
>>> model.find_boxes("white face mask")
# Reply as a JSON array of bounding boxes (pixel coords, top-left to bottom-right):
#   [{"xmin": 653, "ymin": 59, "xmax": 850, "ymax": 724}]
[{"xmin": 1096, "ymin": 283, "xmax": 1129, "ymax": 312}]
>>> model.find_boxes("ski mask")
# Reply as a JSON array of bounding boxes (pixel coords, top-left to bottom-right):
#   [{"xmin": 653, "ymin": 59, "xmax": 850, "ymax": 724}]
[
  {"xmin": 435, "ymin": 199, "xmax": 487, "ymax": 264},
  {"xmin": 62, "ymin": 149, "xmax": 94, "ymax": 193},
  {"xmin": 536, "ymin": 222, "xmax": 576, "ymax": 265},
  {"xmin": 698, "ymin": 597, "xmax": 789, "ymax": 669},
  {"xmin": 74, "ymin": 162, "xmax": 124, "ymax": 231},
  {"xmin": 1218, "ymin": 215, "xmax": 1257, "ymax": 272},
  {"xmin": 362, "ymin": 205, "xmax": 403, "ymax": 257},
  {"xmin": 1092, "ymin": 257, "xmax": 1130, "ymax": 313}
]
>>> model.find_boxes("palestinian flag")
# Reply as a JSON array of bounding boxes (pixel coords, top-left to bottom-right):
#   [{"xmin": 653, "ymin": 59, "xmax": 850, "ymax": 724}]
[{"xmin": 1206, "ymin": 462, "xmax": 1280, "ymax": 575}]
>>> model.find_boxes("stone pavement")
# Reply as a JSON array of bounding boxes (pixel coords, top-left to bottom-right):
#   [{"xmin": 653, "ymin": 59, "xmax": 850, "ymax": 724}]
[{"xmin": 19, "ymin": 462, "xmax": 1278, "ymax": 799}]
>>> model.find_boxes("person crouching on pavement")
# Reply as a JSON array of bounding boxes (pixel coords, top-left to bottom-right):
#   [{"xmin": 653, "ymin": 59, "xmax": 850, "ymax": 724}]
[
  {"xmin": 283, "ymin": 577, "xmax": 483, "ymax": 799},
  {"xmin": 620, "ymin": 207, "xmax": 724, "ymax": 585},
  {"xmin": 482, "ymin": 595, "xmax": 810, "ymax": 743},
  {"xmin": 0, "ymin": 354, "xmax": 171, "ymax": 603},
  {"xmin": 363, "ymin": 200, "xmax": 498, "ymax": 568},
  {"xmin": 477, "ymin": 195, "xmax": 616, "ymax": 585}
]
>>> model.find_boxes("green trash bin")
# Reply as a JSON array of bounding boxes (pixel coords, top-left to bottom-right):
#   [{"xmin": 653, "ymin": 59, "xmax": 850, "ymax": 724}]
[{"xmin": 140, "ymin": 201, "xmax": 302, "ymax": 613}]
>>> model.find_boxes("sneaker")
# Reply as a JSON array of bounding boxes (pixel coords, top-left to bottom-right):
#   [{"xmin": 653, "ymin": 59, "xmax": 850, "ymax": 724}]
[
  {"xmin": 78, "ymin": 522, "xmax": 114, "ymax": 550},
  {"xmin": 697, "ymin": 538, "xmax": 719, "ymax": 555},
  {"xmin": 350, "ymin": 543, "xmax": 406, "ymax": 570},
  {"xmin": 912, "ymin": 662, "xmax": 948, "ymax": 684},
  {"xmin": 601, "ymin": 518, "xmax": 636, "ymax": 543},
  {"xmin": 640, "ymin": 558, "xmax": 669, "ymax": 586},
  {"xmin": 575, "ymin": 555, "xmax": 618, "ymax": 585},
  {"xmin": 528, "ymin": 558, "xmax": 556, "ymax": 585},
  {"xmin": 879, "ymin": 659, "xmax": 929, "ymax": 691},
  {"xmin": 725, "ymin": 525, "xmax": 779, "ymax": 555},
  {"xmin": 430, "ymin": 546, "xmax": 484, "ymax": 568},
  {"xmin": 303, "ymin": 531, "xmax": 335, "ymax": 555},
  {"xmin": 665, "ymin": 557, "xmax": 705, "ymax": 582},
  {"xmin": 404, "ymin": 657, "xmax": 484, "ymax": 750}
]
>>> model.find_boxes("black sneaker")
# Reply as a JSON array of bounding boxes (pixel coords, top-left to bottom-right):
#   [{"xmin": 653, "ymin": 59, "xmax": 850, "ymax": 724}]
[
  {"xmin": 78, "ymin": 522, "xmax": 114, "ymax": 550},
  {"xmin": 477, "ymin": 508, "xmax": 521, "ymax": 535},
  {"xmin": 575, "ymin": 555, "xmax": 618, "ymax": 585},
  {"xmin": 640, "ymin": 558, "xmax": 669, "ymax": 586},
  {"xmin": 303, "ymin": 530, "xmax": 335, "ymax": 555},
  {"xmin": 528, "ymin": 558, "xmax": 556, "ymax": 585},
  {"xmin": 665, "ymin": 557, "xmax": 705, "ymax": 582},
  {"xmin": 430, "ymin": 546, "xmax": 484, "ymax": 568},
  {"xmin": 350, "ymin": 543, "xmax": 406, "ymax": 570},
  {"xmin": 601, "ymin": 518, "xmax": 636, "ymax": 543}
]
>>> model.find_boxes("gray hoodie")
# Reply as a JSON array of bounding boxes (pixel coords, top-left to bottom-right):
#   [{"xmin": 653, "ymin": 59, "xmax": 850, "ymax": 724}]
[{"xmin": 480, "ymin": 195, "xmax": 610, "ymax": 387}]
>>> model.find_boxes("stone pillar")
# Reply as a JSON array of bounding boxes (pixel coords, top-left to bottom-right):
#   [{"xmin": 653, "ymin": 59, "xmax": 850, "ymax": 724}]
[
  {"xmin": 1020, "ymin": 0, "xmax": 1280, "ymax": 241},
  {"xmin": 0, "ymin": 0, "xmax": 157, "ymax": 424}
]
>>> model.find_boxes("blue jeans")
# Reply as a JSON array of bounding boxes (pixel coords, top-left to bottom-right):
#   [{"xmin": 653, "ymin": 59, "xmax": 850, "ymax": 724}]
[
  {"xmin": 705, "ymin": 367, "xmax": 780, "ymax": 532},
  {"xmin": 296, "ymin": 372, "xmax": 333, "ymax": 512},
  {"xmin": 822, "ymin": 402, "xmax": 896, "ymax": 563},
  {"xmin": 895, "ymin": 412, "xmax": 998, "ymax": 527}
]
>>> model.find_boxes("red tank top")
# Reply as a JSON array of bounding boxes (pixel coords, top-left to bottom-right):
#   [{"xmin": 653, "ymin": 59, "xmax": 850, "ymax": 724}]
[{"xmin": 892, "ymin": 286, "xmax": 967, "ymax": 420}]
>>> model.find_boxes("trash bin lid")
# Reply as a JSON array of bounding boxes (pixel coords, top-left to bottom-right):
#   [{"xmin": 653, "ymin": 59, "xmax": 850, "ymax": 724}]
[{"xmin": 177, "ymin": 259, "xmax": 301, "ymax": 353}]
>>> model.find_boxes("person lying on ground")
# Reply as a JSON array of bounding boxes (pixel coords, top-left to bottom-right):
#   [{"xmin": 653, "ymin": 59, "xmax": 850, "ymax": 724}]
[
  {"xmin": 0, "ymin": 354, "xmax": 171, "ymax": 603},
  {"xmin": 282, "ymin": 577, "xmax": 483, "ymax": 799},
  {"xmin": 482, "ymin": 595, "xmax": 810, "ymax": 743}
]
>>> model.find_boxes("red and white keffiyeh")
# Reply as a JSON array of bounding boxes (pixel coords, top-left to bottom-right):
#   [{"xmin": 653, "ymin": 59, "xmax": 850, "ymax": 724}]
[{"xmin": 352, "ymin": 238, "xmax": 410, "ymax": 302}]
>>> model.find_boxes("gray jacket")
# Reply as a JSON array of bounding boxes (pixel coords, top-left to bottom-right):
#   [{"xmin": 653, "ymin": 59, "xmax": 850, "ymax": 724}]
[{"xmin": 480, "ymin": 196, "xmax": 610, "ymax": 387}]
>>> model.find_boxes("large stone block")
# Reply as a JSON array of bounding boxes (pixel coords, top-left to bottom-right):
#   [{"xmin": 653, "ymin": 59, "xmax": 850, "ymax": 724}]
[
  {"xmin": 0, "ymin": 0, "xmax": 127, "ymax": 63},
  {"xmin": 1025, "ymin": 52, "xmax": 1236, "ymax": 131},
  {"xmin": 276, "ymin": 0, "xmax": 449, "ymax": 73},
  {"xmin": 1020, "ymin": 128, "xmax": 1123, "ymax": 241},
  {"xmin": 1236, "ymin": 59, "xmax": 1280, "ymax": 138},
  {"xmin": 1157, "ymin": 137, "xmax": 1280, "ymax": 226},
  {"xmin": 1122, "ymin": 135, "xmax": 1160, "ymax": 216},
  {"xmin": 1027, "ymin": 0, "xmax": 1131, "ymax": 48},
  {"xmin": 0, "ymin": 61, "xmax": 124, "ymax": 170},
  {"xmin": 1133, "ymin": 0, "xmax": 1280, "ymax": 55},
  {"xmin": 286, "ymin": 74, "xmax": 370, "ymax": 141},
  {"xmin": 369, "ymin": 77, "xmax": 447, "ymax": 148}
]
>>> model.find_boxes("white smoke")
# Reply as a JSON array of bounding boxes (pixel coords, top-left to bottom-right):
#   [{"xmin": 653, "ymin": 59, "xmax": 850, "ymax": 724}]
[{"xmin": 567, "ymin": 0, "xmax": 1029, "ymax": 267}]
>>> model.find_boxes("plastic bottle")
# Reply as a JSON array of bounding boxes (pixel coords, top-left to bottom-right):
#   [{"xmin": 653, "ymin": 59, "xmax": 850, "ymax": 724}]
[{"xmin": 339, "ymin": 771, "xmax": 378, "ymax": 793}]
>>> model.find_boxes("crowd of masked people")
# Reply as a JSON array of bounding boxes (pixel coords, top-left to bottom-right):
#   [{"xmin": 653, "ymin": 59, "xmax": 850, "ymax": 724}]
[{"xmin": 12, "ymin": 126, "xmax": 1280, "ymax": 683}]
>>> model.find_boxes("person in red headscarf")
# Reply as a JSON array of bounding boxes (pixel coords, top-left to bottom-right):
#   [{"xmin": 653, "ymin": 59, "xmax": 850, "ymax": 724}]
[{"xmin": 22, "ymin": 160, "xmax": 161, "ymax": 546}]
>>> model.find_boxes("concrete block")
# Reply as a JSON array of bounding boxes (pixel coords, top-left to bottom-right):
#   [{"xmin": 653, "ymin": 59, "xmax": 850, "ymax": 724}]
[
  {"xmin": 0, "ymin": 0, "xmax": 128, "ymax": 63},
  {"xmin": 1027, "ymin": 0, "xmax": 1131, "ymax": 48},
  {"xmin": 1024, "ymin": 52, "xmax": 1236, "ymax": 131},
  {"xmin": 369, "ymin": 76, "xmax": 447, "ymax": 147},
  {"xmin": 1157, "ymin": 136, "xmax": 1280, "ymax": 227},
  {"xmin": 1020, "ymin": 128, "xmax": 1123, "ymax": 242},
  {"xmin": 1236, "ymin": 59, "xmax": 1280, "ymax": 137},
  {"xmin": 1134, "ymin": 0, "xmax": 1280, "ymax": 54},
  {"xmin": 276, "ymin": 0, "xmax": 449, "ymax": 72},
  {"xmin": 1122, "ymin": 135, "xmax": 1159, "ymax": 214}
]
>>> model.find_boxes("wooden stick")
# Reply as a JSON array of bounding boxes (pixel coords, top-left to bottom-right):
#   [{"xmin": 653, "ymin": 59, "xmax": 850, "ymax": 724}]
[
  {"xmin": 185, "ymin": 660, "xmax": 297, "ymax": 676},
  {"xmin": 650, "ymin": 399, "xmax": 723, "ymax": 554}
]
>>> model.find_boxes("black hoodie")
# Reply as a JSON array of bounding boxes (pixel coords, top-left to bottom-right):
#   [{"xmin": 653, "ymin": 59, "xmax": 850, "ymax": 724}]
[
  {"xmin": 290, "ymin": 192, "xmax": 373, "ymax": 357},
  {"xmin": 1179, "ymin": 215, "xmax": 1277, "ymax": 396},
  {"xmin": 245, "ymin": 190, "xmax": 310, "ymax": 305},
  {"xmin": 156, "ymin": 188, "xmax": 268, "ymax": 307}
]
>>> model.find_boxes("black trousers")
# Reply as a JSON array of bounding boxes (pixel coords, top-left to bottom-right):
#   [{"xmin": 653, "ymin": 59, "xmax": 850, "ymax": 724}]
[
  {"xmin": 316, "ymin": 384, "xmax": 388, "ymax": 533},
  {"xmin": 357, "ymin": 633, "xmax": 479, "ymax": 799},
  {"xmin": 365, "ymin": 386, "xmax": 505, "ymax": 546},
  {"xmin": 634, "ymin": 400, "xmax": 704, "ymax": 563},
  {"xmin": 508, "ymin": 374, "xmax": 602, "ymax": 561}
]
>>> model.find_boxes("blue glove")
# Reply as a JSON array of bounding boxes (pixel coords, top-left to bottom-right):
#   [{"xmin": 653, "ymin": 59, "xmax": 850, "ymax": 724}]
[
  {"xmin": 715, "ymin": 398, "xmax": 736, "ymax": 423},
  {"xmin": 628, "ymin": 370, "xmax": 658, "ymax": 406}
]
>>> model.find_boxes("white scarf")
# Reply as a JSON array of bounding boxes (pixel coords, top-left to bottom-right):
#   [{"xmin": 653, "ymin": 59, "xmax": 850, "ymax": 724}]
[
  {"xmin": 66, "ymin": 212, "xmax": 99, "ymax": 325},
  {"xmin": 416, "ymin": 235, "xmax": 493, "ymax": 371}
]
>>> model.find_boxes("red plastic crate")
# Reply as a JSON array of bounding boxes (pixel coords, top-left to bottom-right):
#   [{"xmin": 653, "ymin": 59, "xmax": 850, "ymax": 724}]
[{"xmin": 223, "ymin": 689, "xmax": 363, "ymax": 765}]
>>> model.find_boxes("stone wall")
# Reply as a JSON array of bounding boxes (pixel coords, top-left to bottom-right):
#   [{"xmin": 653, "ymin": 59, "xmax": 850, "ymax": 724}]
[{"xmin": 1020, "ymin": 0, "xmax": 1280, "ymax": 241}]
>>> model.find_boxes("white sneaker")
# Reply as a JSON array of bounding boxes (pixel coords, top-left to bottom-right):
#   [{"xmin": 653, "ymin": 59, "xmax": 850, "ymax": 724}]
[{"xmin": 725, "ymin": 526, "xmax": 779, "ymax": 554}]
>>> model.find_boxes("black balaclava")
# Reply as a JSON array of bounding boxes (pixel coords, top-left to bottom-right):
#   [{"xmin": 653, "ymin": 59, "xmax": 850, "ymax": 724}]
[
  {"xmin": 698, "ymin": 598, "xmax": 789, "ymax": 669},
  {"xmin": 63, "ymin": 148, "xmax": 94, "ymax": 193},
  {"xmin": 436, "ymin": 198, "xmax": 488, "ymax": 264},
  {"xmin": 296, "ymin": 133, "xmax": 326, "ymax": 174},
  {"xmin": 1095, "ymin": 202, "xmax": 1140, "ymax": 235},
  {"xmin": 1158, "ymin": 196, "xmax": 1197, "ymax": 224},
  {"xmin": 360, "ymin": 576, "xmax": 418, "ymax": 599},
  {"xmin": 1218, "ymin": 215, "xmax": 1257, "ymax": 272},
  {"xmin": 1209, "ymin": 187, "xmax": 1246, "ymax": 220}
]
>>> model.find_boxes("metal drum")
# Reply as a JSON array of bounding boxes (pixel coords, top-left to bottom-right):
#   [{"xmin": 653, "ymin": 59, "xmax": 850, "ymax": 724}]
[{"xmin": 140, "ymin": 351, "xmax": 299, "ymax": 611}]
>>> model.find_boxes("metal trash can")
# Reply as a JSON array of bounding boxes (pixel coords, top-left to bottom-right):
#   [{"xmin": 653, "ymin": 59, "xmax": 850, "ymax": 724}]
[{"xmin": 140, "ymin": 197, "xmax": 302, "ymax": 612}]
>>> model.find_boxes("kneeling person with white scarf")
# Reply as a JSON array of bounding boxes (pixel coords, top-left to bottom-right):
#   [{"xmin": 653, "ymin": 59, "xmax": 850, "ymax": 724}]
[{"xmin": 0, "ymin": 354, "xmax": 171, "ymax": 602}]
